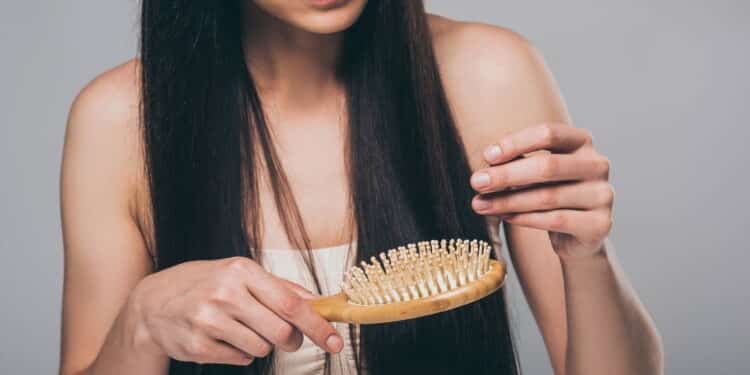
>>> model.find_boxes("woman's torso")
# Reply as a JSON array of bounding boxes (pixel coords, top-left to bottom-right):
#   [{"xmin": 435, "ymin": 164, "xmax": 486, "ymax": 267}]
[
  {"xmin": 128, "ymin": 14, "xmax": 506, "ymax": 374},
  {"xmin": 133, "ymin": 15, "xmax": 503, "ymax": 254}
]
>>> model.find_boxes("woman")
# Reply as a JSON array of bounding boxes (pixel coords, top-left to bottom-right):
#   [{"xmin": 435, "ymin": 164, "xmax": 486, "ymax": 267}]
[{"xmin": 59, "ymin": 1, "xmax": 663, "ymax": 374}]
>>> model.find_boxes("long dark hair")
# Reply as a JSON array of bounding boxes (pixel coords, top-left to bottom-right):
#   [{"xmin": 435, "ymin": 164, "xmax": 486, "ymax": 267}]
[{"xmin": 140, "ymin": 1, "xmax": 519, "ymax": 374}]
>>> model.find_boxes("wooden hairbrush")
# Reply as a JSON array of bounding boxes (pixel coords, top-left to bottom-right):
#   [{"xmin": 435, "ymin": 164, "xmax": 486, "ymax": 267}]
[{"xmin": 309, "ymin": 238, "xmax": 507, "ymax": 324}]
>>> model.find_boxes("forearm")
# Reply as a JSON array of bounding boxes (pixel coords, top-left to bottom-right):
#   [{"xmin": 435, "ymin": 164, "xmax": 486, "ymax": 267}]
[
  {"xmin": 73, "ymin": 299, "xmax": 168, "ymax": 375},
  {"xmin": 561, "ymin": 241, "xmax": 663, "ymax": 375}
]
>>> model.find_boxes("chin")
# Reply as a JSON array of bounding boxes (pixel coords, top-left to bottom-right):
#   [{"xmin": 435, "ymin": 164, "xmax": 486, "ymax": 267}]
[{"xmin": 254, "ymin": 0, "xmax": 369, "ymax": 35}]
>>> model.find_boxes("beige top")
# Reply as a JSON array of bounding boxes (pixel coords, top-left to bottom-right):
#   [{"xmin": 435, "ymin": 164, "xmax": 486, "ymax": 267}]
[{"xmin": 260, "ymin": 242, "xmax": 359, "ymax": 375}]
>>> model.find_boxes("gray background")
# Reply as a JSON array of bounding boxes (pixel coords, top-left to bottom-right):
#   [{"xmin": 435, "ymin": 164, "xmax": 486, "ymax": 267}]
[{"xmin": 1, "ymin": 0, "xmax": 748, "ymax": 373}]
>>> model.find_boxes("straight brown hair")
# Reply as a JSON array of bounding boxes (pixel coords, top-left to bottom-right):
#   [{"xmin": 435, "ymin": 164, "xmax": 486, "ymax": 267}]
[{"xmin": 139, "ymin": 1, "xmax": 519, "ymax": 374}]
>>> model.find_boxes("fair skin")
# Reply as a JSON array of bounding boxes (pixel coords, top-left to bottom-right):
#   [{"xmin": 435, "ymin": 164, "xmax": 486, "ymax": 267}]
[{"xmin": 60, "ymin": 1, "xmax": 663, "ymax": 375}]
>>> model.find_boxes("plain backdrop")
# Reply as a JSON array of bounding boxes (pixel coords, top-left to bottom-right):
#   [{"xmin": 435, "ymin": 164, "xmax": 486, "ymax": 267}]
[{"xmin": 1, "ymin": 1, "xmax": 748, "ymax": 373}]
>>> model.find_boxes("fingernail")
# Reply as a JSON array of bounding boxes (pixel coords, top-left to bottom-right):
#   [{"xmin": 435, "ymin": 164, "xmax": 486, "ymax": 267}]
[
  {"xmin": 473, "ymin": 197, "xmax": 492, "ymax": 211},
  {"xmin": 471, "ymin": 172, "xmax": 491, "ymax": 190},
  {"xmin": 484, "ymin": 144, "xmax": 502, "ymax": 163},
  {"xmin": 326, "ymin": 334, "xmax": 343, "ymax": 353}
]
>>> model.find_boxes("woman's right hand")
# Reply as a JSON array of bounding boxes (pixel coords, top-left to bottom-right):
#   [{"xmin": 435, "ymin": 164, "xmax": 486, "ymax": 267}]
[{"xmin": 126, "ymin": 256, "xmax": 344, "ymax": 366}]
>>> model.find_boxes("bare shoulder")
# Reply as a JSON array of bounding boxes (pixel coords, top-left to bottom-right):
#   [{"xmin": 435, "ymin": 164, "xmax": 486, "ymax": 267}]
[
  {"xmin": 68, "ymin": 58, "xmax": 140, "ymax": 133},
  {"xmin": 427, "ymin": 14, "xmax": 554, "ymax": 103},
  {"xmin": 427, "ymin": 15, "xmax": 570, "ymax": 170},
  {"xmin": 63, "ymin": 58, "xmax": 145, "ymax": 217},
  {"xmin": 428, "ymin": 14, "xmax": 538, "ymax": 68}
]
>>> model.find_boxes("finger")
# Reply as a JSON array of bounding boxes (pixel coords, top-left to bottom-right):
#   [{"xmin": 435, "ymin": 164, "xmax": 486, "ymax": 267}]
[
  {"xmin": 471, "ymin": 153, "xmax": 609, "ymax": 193},
  {"xmin": 278, "ymin": 279, "xmax": 319, "ymax": 300},
  {"xmin": 503, "ymin": 209, "xmax": 613, "ymax": 244},
  {"xmin": 207, "ymin": 315, "xmax": 274, "ymax": 358},
  {"xmin": 179, "ymin": 334, "xmax": 254, "ymax": 366},
  {"xmin": 227, "ymin": 293, "xmax": 304, "ymax": 352},
  {"xmin": 472, "ymin": 180, "xmax": 614, "ymax": 215},
  {"xmin": 483, "ymin": 123, "xmax": 592, "ymax": 165},
  {"xmin": 244, "ymin": 271, "xmax": 343, "ymax": 353}
]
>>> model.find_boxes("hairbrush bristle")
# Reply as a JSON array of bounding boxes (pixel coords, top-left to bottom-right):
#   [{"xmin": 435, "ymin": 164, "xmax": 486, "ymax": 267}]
[{"xmin": 341, "ymin": 238, "xmax": 492, "ymax": 305}]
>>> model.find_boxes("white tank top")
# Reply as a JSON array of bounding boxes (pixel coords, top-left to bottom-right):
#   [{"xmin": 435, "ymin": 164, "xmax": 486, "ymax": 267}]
[{"xmin": 260, "ymin": 242, "xmax": 359, "ymax": 375}]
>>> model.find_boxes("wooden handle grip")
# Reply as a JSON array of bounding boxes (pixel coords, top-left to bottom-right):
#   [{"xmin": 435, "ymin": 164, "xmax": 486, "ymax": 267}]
[{"xmin": 308, "ymin": 259, "xmax": 507, "ymax": 324}]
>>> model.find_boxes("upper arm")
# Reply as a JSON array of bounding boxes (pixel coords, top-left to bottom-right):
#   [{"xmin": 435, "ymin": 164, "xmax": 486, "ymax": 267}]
[
  {"xmin": 433, "ymin": 18, "xmax": 570, "ymax": 374},
  {"xmin": 59, "ymin": 59, "xmax": 153, "ymax": 374}
]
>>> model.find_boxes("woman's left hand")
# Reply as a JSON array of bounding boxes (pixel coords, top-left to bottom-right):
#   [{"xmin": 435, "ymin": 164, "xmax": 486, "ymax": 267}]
[{"xmin": 470, "ymin": 123, "xmax": 614, "ymax": 260}]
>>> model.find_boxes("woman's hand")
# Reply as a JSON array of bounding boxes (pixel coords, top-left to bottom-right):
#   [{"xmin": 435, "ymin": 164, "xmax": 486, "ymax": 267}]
[
  {"xmin": 469, "ymin": 123, "xmax": 614, "ymax": 260},
  {"xmin": 126, "ymin": 256, "xmax": 344, "ymax": 366}
]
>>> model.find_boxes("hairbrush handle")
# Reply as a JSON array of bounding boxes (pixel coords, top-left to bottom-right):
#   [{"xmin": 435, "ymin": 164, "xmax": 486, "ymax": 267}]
[
  {"xmin": 308, "ymin": 293, "xmax": 350, "ymax": 322},
  {"xmin": 309, "ymin": 259, "xmax": 507, "ymax": 324}
]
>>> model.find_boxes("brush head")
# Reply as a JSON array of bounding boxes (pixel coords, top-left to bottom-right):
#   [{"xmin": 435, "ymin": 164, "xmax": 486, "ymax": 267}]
[
  {"xmin": 310, "ymin": 238, "xmax": 506, "ymax": 324},
  {"xmin": 343, "ymin": 238, "xmax": 494, "ymax": 305}
]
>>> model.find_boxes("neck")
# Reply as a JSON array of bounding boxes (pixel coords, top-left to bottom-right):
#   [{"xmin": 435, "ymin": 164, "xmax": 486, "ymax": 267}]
[{"xmin": 242, "ymin": 4, "xmax": 343, "ymax": 106}]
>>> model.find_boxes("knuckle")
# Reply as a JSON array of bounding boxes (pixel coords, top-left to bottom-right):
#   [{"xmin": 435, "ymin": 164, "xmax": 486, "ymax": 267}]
[
  {"xmin": 590, "ymin": 212, "xmax": 612, "ymax": 238},
  {"xmin": 189, "ymin": 304, "xmax": 218, "ymax": 329},
  {"xmin": 538, "ymin": 189, "xmax": 558, "ymax": 207},
  {"xmin": 489, "ymin": 168, "xmax": 505, "ymax": 187},
  {"xmin": 539, "ymin": 123, "xmax": 558, "ymax": 147},
  {"xmin": 201, "ymin": 319, "xmax": 223, "ymax": 337},
  {"xmin": 278, "ymin": 295, "xmax": 304, "ymax": 318},
  {"xmin": 498, "ymin": 137, "xmax": 515, "ymax": 156},
  {"xmin": 225, "ymin": 256, "xmax": 251, "ymax": 273},
  {"xmin": 596, "ymin": 156, "xmax": 611, "ymax": 175},
  {"xmin": 183, "ymin": 337, "xmax": 208, "ymax": 357},
  {"xmin": 208, "ymin": 285, "xmax": 236, "ymax": 304},
  {"xmin": 272, "ymin": 323, "xmax": 295, "ymax": 343},
  {"xmin": 253, "ymin": 341, "xmax": 273, "ymax": 357},
  {"xmin": 486, "ymin": 196, "xmax": 503, "ymax": 212},
  {"xmin": 549, "ymin": 211, "xmax": 567, "ymax": 229},
  {"xmin": 581, "ymin": 128, "xmax": 594, "ymax": 144},
  {"xmin": 539, "ymin": 155, "xmax": 558, "ymax": 178},
  {"xmin": 598, "ymin": 183, "xmax": 615, "ymax": 205}
]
